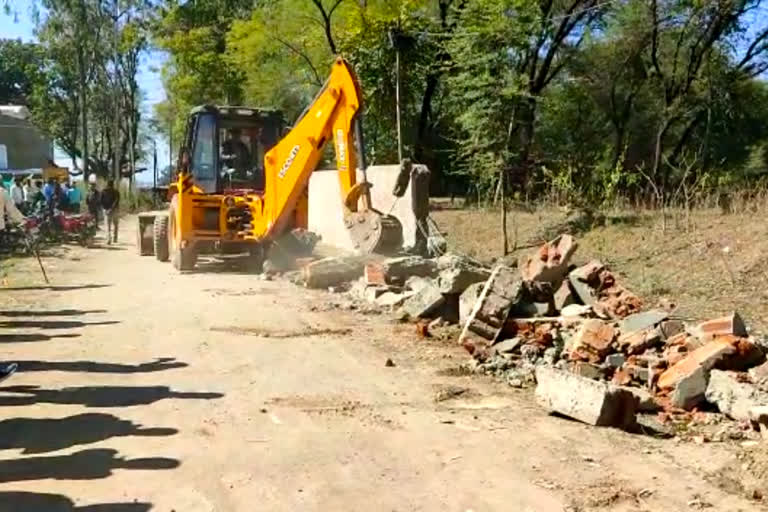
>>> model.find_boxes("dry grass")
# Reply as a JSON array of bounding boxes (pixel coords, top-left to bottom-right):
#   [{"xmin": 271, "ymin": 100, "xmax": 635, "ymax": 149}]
[{"xmin": 431, "ymin": 200, "xmax": 768, "ymax": 333}]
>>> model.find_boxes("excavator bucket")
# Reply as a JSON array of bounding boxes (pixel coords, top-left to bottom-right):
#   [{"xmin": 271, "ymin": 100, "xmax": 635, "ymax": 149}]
[{"xmin": 345, "ymin": 210, "xmax": 403, "ymax": 255}]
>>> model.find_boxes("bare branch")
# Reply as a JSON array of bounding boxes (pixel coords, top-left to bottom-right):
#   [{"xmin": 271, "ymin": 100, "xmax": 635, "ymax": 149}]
[{"xmin": 275, "ymin": 36, "xmax": 323, "ymax": 86}]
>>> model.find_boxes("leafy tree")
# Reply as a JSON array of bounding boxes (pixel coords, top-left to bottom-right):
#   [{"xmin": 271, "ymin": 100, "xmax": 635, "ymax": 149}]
[{"xmin": 0, "ymin": 39, "xmax": 43, "ymax": 105}]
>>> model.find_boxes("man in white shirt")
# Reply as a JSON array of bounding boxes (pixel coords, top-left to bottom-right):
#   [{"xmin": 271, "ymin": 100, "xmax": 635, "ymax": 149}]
[
  {"xmin": 23, "ymin": 178, "xmax": 39, "ymax": 203},
  {"xmin": 0, "ymin": 187, "xmax": 25, "ymax": 231},
  {"xmin": 9, "ymin": 178, "xmax": 23, "ymax": 207}
]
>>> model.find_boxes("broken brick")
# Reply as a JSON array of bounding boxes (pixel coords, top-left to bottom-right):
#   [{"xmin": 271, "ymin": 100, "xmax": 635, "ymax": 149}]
[
  {"xmin": 553, "ymin": 280, "xmax": 576, "ymax": 312},
  {"xmin": 364, "ymin": 262, "xmax": 387, "ymax": 286},
  {"xmin": 519, "ymin": 234, "xmax": 578, "ymax": 287},
  {"xmin": 691, "ymin": 312, "xmax": 748, "ymax": 343},
  {"xmin": 568, "ymin": 319, "xmax": 616, "ymax": 363},
  {"xmin": 658, "ymin": 338, "xmax": 737, "ymax": 390},
  {"xmin": 618, "ymin": 326, "xmax": 662, "ymax": 355}
]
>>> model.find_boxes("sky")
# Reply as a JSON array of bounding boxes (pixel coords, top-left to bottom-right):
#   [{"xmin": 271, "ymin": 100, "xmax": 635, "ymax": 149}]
[{"xmin": 0, "ymin": 3, "xmax": 169, "ymax": 185}]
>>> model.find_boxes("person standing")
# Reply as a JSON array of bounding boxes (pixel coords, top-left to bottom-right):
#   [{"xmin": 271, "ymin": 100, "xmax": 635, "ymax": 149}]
[
  {"xmin": 67, "ymin": 182, "xmax": 82, "ymax": 213},
  {"xmin": 23, "ymin": 178, "xmax": 39, "ymax": 203},
  {"xmin": 86, "ymin": 183, "xmax": 101, "ymax": 225},
  {"xmin": 42, "ymin": 178, "xmax": 55, "ymax": 206},
  {"xmin": 0, "ymin": 186, "xmax": 26, "ymax": 232},
  {"xmin": 100, "ymin": 179, "xmax": 120, "ymax": 244},
  {"xmin": 9, "ymin": 178, "xmax": 23, "ymax": 209}
]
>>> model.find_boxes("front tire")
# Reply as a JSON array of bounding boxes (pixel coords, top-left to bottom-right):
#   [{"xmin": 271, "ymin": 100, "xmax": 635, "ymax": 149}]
[
  {"xmin": 153, "ymin": 215, "xmax": 170, "ymax": 262},
  {"xmin": 168, "ymin": 197, "xmax": 196, "ymax": 271}
]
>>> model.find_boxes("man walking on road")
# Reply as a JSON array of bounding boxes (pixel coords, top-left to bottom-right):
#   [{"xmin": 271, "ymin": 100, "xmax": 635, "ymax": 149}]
[{"xmin": 101, "ymin": 179, "xmax": 120, "ymax": 244}]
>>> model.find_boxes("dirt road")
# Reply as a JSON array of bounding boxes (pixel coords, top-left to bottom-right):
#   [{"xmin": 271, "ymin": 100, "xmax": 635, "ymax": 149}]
[{"xmin": 0, "ymin": 218, "xmax": 762, "ymax": 511}]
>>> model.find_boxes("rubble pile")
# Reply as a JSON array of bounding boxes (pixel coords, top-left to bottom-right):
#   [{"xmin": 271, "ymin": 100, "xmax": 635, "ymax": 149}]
[
  {"xmin": 458, "ymin": 235, "xmax": 768, "ymax": 432},
  {"xmin": 297, "ymin": 233, "xmax": 768, "ymax": 434}
]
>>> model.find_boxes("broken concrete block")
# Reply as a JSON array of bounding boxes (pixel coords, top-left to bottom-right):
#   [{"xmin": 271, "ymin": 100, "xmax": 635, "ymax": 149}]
[
  {"xmin": 691, "ymin": 312, "xmax": 748, "ymax": 343},
  {"xmin": 492, "ymin": 337, "xmax": 522, "ymax": 355},
  {"xmin": 706, "ymin": 370, "xmax": 768, "ymax": 421},
  {"xmin": 619, "ymin": 310, "xmax": 669, "ymax": 335},
  {"xmin": 405, "ymin": 275, "xmax": 433, "ymax": 293},
  {"xmin": 568, "ymin": 260, "xmax": 605, "ymax": 306},
  {"xmin": 382, "ymin": 256, "xmax": 438, "ymax": 284},
  {"xmin": 561, "ymin": 304, "xmax": 592, "ymax": 317},
  {"xmin": 459, "ymin": 281, "xmax": 485, "ymax": 324},
  {"xmin": 365, "ymin": 286, "xmax": 389, "ymax": 303},
  {"xmin": 302, "ymin": 256, "xmax": 367, "ymax": 288},
  {"xmin": 436, "ymin": 254, "xmax": 491, "ymax": 294},
  {"xmin": 670, "ymin": 365, "xmax": 708, "ymax": 410},
  {"xmin": 459, "ymin": 265, "xmax": 523, "ymax": 356},
  {"xmin": 554, "ymin": 280, "xmax": 576, "ymax": 311},
  {"xmin": 376, "ymin": 291, "xmax": 411, "ymax": 308},
  {"xmin": 399, "ymin": 282, "xmax": 445, "ymax": 319},
  {"xmin": 658, "ymin": 339, "xmax": 737, "ymax": 390},
  {"xmin": 659, "ymin": 319, "xmax": 685, "ymax": 340},
  {"xmin": 570, "ymin": 361, "xmax": 603, "ymax": 380},
  {"xmin": 535, "ymin": 366, "xmax": 637, "ymax": 429},
  {"xmin": 520, "ymin": 234, "xmax": 578, "ymax": 287},
  {"xmin": 605, "ymin": 353, "xmax": 626, "ymax": 369},
  {"xmin": 568, "ymin": 319, "xmax": 616, "ymax": 363}
]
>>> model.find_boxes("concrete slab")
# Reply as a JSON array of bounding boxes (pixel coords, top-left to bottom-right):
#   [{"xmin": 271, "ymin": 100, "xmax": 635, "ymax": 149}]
[{"xmin": 308, "ymin": 165, "xmax": 416, "ymax": 252}]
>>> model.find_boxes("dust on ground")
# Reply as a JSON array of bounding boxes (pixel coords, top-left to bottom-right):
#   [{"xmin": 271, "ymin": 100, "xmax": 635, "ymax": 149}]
[{"xmin": 0, "ymin": 216, "xmax": 764, "ymax": 510}]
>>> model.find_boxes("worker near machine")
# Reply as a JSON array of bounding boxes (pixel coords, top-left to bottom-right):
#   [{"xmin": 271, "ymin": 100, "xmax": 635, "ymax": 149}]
[
  {"xmin": 101, "ymin": 179, "xmax": 120, "ymax": 244},
  {"xmin": 221, "ymin": 128, "xmax": 252, "ymax": 181},
  {"xmin": 86, "ymin": 183, "xmax": 101, "ymax": 225}
]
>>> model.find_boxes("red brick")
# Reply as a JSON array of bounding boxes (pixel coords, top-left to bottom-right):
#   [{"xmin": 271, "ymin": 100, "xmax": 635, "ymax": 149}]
[
  {"xmin": 658, "ymin": 339, "xmax": 737, "ymax": 389},
  {"xmin": 692, "ymin": 312, "xmax": 748, "ymax": 342},
  {"xmin": 569, "ymin": 319, "xmax": 615, "ymax": 363},
  {"xmin": 364, "ymin": 263, "xmax": 387, "ymax": 286}
]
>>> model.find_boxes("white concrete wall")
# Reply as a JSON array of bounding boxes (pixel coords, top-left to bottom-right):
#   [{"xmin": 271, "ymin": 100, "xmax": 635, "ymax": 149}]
[{"xmin": 308, "ymin": 165, "xmax": 415, "ymax": 252}]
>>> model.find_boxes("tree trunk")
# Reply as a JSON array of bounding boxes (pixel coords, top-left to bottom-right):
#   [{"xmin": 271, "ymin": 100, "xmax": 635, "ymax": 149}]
[
  {"xmin": 77, "ymin": 46, "xmax": 89, "ymax": 181},
  {"xmin": 414, "ymin": 73, "xmax": 439, "ymax": 163}
]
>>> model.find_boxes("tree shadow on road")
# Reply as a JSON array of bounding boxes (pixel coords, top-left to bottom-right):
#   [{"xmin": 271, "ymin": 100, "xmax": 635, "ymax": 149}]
[
  {"xmin": 0, "ymin": 413, "xmax": 177, "ymax": 454},
  {"xmin": 0, "ymin": 448, "xmax": 179, "ymax": 484},
  {"xmin": 0, "ymin": 320, "xmax": 119, "ymax": 329},
  {"xmin": 0, "ymin": 492, "xmax": 151, "ymax": 512},
  {"xmin": 17, "ymin": 357, "xmax": 188, "ymax": 374},
  {"xmin": 0, "ymin": 385, "xmax": 223, "ymax": 407},
  {"xmin": 0, "ymin": 309, "xmax": 107, "ymax": 317},
  {"xmin": 0, "ymin": 284, "xmax": 112, "ymax": 292},
  {"xmin": 0, "ymin": 333, "xmax": 81, "ymax": 343}
]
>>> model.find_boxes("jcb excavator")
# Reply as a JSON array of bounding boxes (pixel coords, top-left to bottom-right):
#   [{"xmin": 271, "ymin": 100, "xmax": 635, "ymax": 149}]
[{"xmin": 137, "ymin": 57, "xmax": 403, "ymax": 271}]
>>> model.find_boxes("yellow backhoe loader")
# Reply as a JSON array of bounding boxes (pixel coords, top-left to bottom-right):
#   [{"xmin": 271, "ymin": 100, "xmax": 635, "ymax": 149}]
[{"xmin": 136, "ymin": 57, "xmax": 403, "ymax": 271}]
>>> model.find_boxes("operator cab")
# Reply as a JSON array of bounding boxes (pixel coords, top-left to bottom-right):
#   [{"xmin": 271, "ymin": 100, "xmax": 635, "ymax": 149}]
[{"xmin": 182, "ymin": 105, "xmax": 284, "ymax": 194}]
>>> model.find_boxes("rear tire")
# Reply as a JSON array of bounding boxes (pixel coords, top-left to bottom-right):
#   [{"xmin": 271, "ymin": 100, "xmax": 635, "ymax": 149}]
[
  {"xmin": 153, "ymin": 215, "xmax": 170, "ymax": 262},
  {"xmin": 137, "ymin": 220, "xmax": 154, "ymax": 256}
]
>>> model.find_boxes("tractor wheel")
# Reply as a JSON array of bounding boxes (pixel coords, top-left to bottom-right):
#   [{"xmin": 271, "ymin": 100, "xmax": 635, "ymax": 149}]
[
  {"xmin": 168, "ymin": 197, "xmax": 197, "ymax": 271},
  {"xmin": 153, "ymin": 215, "xmax": 170, "ymax": 262},
  {"xmin": 246, "ymin": 244, "xmax": 264, "ymax": 274},
  {"xmin": 172, "ymin": 245, "xmax": 198, "ymax": 271},
  {"xmin": 137, "ymin": 220, "xmax": 154, "ymax": 255}
]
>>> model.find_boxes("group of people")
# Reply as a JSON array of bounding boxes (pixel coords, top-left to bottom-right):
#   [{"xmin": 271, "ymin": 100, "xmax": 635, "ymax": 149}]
[
  {"xmin": 4, "ymin": 176, "xmax": 82, "ymax": 214},
  {"xmin": 1, "ymin": 176, "xmax": 121, "ymax": 244}
]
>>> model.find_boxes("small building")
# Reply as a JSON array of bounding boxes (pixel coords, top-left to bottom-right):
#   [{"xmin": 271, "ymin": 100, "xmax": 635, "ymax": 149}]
[{"xmin": 0, "ymin": 105, "xmax": 54, "ymax": 174}]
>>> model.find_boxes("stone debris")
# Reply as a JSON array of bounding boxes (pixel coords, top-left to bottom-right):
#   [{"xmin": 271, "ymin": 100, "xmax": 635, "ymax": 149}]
[
  {"xmin": 301, "ymin": 233, "xmax": 768, "ymax": 437},
  {"xmin": 705, "ymin": 370, "xmax": 768, "ymax": 422},
  {"xmin": 535, "ymin": 367, "xmax": 637, "ymax": 429}
]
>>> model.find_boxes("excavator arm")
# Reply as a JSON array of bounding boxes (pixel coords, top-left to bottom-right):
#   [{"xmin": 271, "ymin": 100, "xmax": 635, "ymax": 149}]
[{"xmin": 250, "ymin": 57, "xmax": 403, "ymax": 254}]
